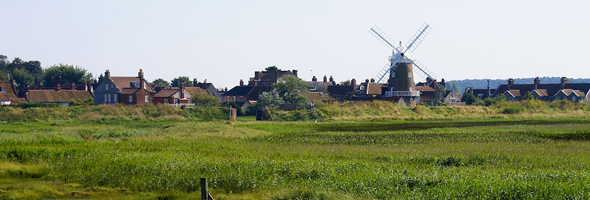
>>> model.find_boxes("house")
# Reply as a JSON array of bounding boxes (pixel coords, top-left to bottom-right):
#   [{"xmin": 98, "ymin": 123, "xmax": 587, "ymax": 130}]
[
  {"xmin": 25, "ymin": 83, "xmax": 93, "ymax": 106},
  {"xmin": 154, "ymin": 81, "xmax": 192, "ymax": 104},
  {"xmin": 491, "ymin": 77, "xmax": 590, "ymax": 102},
  {"xmin": 444, "ymin": 90, "xmax": 463, "ymax": 105},
  {"xmin": 248, "ymin": 68, "xmax": 298, "ymax": 87},
  {"xmin": 222, "ymin": 79, "xmax": 273, "ymax": 109},
  {"xmin": 327, "ymin": 79, "xmax": 356, "ymax": 101},
  {"xmin": 94, "ymin": 69, "xmax": 156, "ymax": 105},
  {"xmin": 192, "ymin": 79, "xmax": 221, "ymax": 99},
  {"xmin": 0, "ymin": 78, "xmax": 19, "ymax": 105},
  {"xmin": 350, "ymin": 79, "xmax": 382, "ymax": 101},
  {"xmin": 306, "ymin": 75, "xmax": 335, "ymax": 93}
]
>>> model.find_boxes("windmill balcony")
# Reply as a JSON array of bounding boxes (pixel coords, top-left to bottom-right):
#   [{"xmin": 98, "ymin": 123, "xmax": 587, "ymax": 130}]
[{"xmin": 385, "ymin": 91, "xmax": 420, "ymax": 97}]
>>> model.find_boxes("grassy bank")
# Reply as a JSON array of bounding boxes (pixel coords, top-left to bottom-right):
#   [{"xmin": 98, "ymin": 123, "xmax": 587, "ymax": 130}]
[{"xmin": 2, "ymin": 116, "xmax": 590, "ymax": 199}]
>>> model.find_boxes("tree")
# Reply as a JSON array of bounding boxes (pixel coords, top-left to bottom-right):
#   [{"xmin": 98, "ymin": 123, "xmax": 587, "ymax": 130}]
[
  {"xmin": 273, "ymin": 76, "xmax": 309, "ymax": 108},
  {"xmin": 265, "ymin": 65, "xmax": 279, "ymax": 72},
  {"xmin": 257, "ymin": 91, "xmax": 284, "ymax": 108},
  {"xmin": 340, "ymin": 80, "xmax": 351, "ymax": 86},
  {"xmin": 522, "ymin": 91, "xmax": 533, "ymax": 100},
  {"xmin": 192, "ymin": 93, "xmax": 220, "ymax": 107},
  {"xmin": 434, "ymin": 84, "xmax": 447, "ymax": 105},
  {"xmin": 461, "ymin": 93, "xmax": 484, "ymax": 106},
  {"xmin": 42, "ymin": 64, "xmax": 93, "ymax": 85},
  {"xmin": 152, "ymin": 78, "xmax": 170, "ymax": 87},
  {"xmin": 171, "ymin": 76, "xmax": 193, "ymax": 87}
]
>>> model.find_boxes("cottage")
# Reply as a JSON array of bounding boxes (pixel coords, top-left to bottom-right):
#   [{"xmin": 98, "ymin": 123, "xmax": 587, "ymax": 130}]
[
  {"xmin": 0, "ymin": 78, "xmax": 18, "ymax": 105},
  {"xmin": 492, "ymin": 77, "xmax": 589, "ymax": 102},
  {"xmin": 25, "ymin": 84, "xmax": 93, "ymax": 106},
  {"xmin": 94, "ymin": 69, "xmax": 156, "ymax": 105},
  {"xmin": 154, "ymin": 81, "xmax": 192, "ymax": 105}
]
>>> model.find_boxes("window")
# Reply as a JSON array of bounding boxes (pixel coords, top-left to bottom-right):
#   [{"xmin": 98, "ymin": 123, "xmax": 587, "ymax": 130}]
[
  {"xmin": 174, "ymin": 99, "xmax": 179, "ymax": 104},
  {"xmin": 144, "ymin": 82, "xmax": 146, "ymax": 89},
  {"xmin": 164, "ymin": 99, "xmax": 168, "ymax": 104},
  {"xmin": 129, "ymin": 96, "xmax": 133, "ymax": 103},
  {"xmin": 114, "ymin": 94, "xmax": 118, "ymax": 102},
  {"xmin": 107, "ymin": 94, "xmax": 111, "ymax": 102},
  {"xmin": 104, "ymin": 94, "xmax": 108, "ymax": 103},
  {"xmin": 145, "ymin": 95, "xmax": 149, "ymax": 102},
  {"xmin": 105, "ymin": 84, "xmax": 109, "ymax": 90},
  {"xmin": 408, "ymin": 72, "xmax": 412, "ymax": 78},
  {"xmin": 555, "ymin": 97, "xmax": 560, "ymax": 100},
  {"xmin": 573, "ymin": 96, "xmax": 577, "ymax": 102}
]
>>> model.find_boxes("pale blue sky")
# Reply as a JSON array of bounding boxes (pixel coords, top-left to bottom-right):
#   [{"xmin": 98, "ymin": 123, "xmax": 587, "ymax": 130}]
[{"xmin": 1, "ymin": 0, "xmax": 588, "ymax": 88}]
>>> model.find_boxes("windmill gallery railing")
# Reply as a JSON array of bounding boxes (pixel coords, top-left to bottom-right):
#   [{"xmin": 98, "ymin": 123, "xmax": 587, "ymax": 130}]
[{"xmin": 384, "ymin": 91, "xmax": 421, "ymax": 97}]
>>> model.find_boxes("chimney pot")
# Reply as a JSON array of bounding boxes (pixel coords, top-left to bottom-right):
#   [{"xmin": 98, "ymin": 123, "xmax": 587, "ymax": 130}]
[
  {"xmin": 323, "ymin": 75, "xmax": 327, "ymax": 83},
  {"xmin": 312, "ymin": 76, "xmax": 317, "ymax": 82},
  {"xmin": 292, "ymin": 70, "xmax": 298, "ymax": 77},
  {"xmin": 239, "ymin": 79, "xmax": 244, "ymax": 86}
]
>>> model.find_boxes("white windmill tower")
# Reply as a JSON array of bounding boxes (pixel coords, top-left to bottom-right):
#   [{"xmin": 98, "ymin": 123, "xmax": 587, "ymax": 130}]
[{"xmin": 369, "ymin": 23, "xmax": 437, "ymax": 102}]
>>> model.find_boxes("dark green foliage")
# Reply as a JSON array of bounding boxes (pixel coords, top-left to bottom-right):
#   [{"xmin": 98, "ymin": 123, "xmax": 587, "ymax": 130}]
[
  {"xmin": 257, "ymin": 91, "xmax": 284, "ymax": 108},
  {"xmin": 522, "ymin": 91, "xmax": 533, "ymax": 100},
  {"xmin": 273, "ymin": 76, "xmax": 310, "ymax": 109},
  {"xmin": 461, "ymin": 93, "xmax": 484, "ymax": 105},
  {"xmin": 265, "ymin": 65, "xmax": 279, "ymax": 72},
  {"xmin": 152, "ymin": 78, "xmax": 170, "ymax": 87},
  {"xmin": 193, "ymin": 93, "xmax": 220, "ymax": 107},
  {"xmin": 222, "ymin": 102, "xmax": 244, "ymax": 116},
  {"xmin": 69, "ymin": 98, "xmax": 93, "ymax": 106},
  {"xmin": 170, "ymin": 76, "xmax": 193, "ymax": 87},
  {"xmin": 42, "ymin": 64, "xmax": 93, "ymax": 85}
]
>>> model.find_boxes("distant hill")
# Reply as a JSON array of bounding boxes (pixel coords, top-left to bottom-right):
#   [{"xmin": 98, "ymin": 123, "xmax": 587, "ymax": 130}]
[{"xmin": 446, "ymin": 77, "xmax": 590, "ymax": 94}]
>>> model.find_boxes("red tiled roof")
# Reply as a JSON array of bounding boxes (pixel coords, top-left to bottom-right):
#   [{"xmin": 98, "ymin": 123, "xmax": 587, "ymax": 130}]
[
  {"xmin": 0, "ymin": 82, "xmax": 17, "ymax": 98},
  {"xmin": 121, "ymin": 88, "xmax": 139, "ymax": 95},
  {"xmin": 415, "ymin": 86, "xmax": 436, "ymax": 92},
  {"xmin": 573, "ymin": 90, "xmax": 585, "ymax": 97},
  {"xmin": 26, "ymin": 90, "xmax": 93, "ymax": 103},
  {"xmin": 0, "ymin": 93, "xmax": 9, "ymax": 101},
  {"xmin": 154, "ymin": 89, "xmax": 178, "ymax": 98},
  {"xmin": 110, "ymin": 77, "xmax": 155, "ymax": 93},
  {"xmin": 506, "ymin": 90, "xmax": 521, "ymax": 97}
]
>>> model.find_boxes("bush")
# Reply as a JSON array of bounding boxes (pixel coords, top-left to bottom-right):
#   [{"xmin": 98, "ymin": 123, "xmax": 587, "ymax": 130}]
[{"xmin": 502, "ymin": 106, "xmax": 524, "ymax": 114}]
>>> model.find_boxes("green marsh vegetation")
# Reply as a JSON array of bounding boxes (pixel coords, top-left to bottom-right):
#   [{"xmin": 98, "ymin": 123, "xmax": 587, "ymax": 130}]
[{"xmin": 2, "ymin": 101, "xmax": 590, "ymax": 199}]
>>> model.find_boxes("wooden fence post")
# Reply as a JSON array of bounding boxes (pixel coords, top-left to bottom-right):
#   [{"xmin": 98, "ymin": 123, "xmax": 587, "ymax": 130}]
[{"xmin": 201, "ymin": 178, "xmax": 207, "ymax": 200}]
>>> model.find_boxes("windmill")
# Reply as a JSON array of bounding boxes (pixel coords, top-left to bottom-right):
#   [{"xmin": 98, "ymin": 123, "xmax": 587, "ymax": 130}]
[{"xmin": 369, "ymin": 23, "xmax": 437, "ymax": 99}]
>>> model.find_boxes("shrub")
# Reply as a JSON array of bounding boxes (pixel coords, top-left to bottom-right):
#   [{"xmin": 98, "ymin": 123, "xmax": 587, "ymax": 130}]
[{"xmin": 502, "ymin": 106, "xmax": 524, "ymax": 114}]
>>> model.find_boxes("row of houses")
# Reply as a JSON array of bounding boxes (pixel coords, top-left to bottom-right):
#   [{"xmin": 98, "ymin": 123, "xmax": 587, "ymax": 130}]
[
  {"xmin": 2, "ymin": 67, "xmax": 586, "ymax": 107},
  {"xmin": 0, "ymin": 69, "xmax": 219, "ymax": 106},
  {"xmin": 465, "ymin": 77, "xmax": 590, "ymax": 103}
]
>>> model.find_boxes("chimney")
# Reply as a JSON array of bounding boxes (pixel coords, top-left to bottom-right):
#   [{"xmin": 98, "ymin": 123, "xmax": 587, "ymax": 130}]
[
  {"xmin": 365, "ymin": 79, "xmax": 370, "ymax": 83},
  {"xmin": 9, "ymin": 75, "xmax": 13, "ymax": 82},
  {"xmin": 138, "ymin": 69, "xmax": 144, "ymax": 79},
  {"xmin": 561, "ymin": 77, "xmax": 567, "ymax": 89},
  {"xmin": 224, "ymin": 87, "xmax": 228, "ymax": 92},
  {"xmin": 203, "ymin": 79, "xmax": 207, "ymax": 84},
  {"xmin": 253, "ymin": 80, "xmax": 258, "ymax": 86},
  {"xmin": 56, "ymin": 82, "xmax": 61, "ymax": 91},
  {"xmin": 292, "ymin": 70, "xmax": 298, "ymax": 77},
  {"xmin": 105, "ymin": 70, "xmax": 110, "ymax": 79},
  {"xmin": 24, "ymin": 83, "xmax": 29, "ymax": 92},
  {"xmin": 534, "ymin": 77, "xmax": 540, "ymax": 90},
  {"xmin": 430, "ymin": 79, "xmax": 437, "ymax": 89},
  {"xmin": 351, "ymin": 78, "xmax": 357, "ymax": 90},
  {"xmin": 239, "ymin": 79, "xmax": 244, "ymax": 86},
  {"xmin": 508, "ymin": 78, "xmax": 514, "ymax": 90},
  {"xmin": 179, "ymin": 80, "xmax": 185, "ymax": 99},
  {"xmin": 329, "ymin": 76, "xmax": 334, "ymax": 82},
  {"xmin": 487, "ymin": 80, "xmax": 491, "ymax": 98},
  {"xmin": 193, "ymin": 78, "xmax": 198, "ymax": 87},
  {"xmin": 323, "ymin": 75, "xmax": 327, "ymax": 83},
  {"xmin": 254, "ymin": 71, "xmax": 261, "ymax": 80},
  {"xmin": 312, "ymin": 76, "xmax": 317, "ymax": 82},
  {"xmin": 71, "ymin": 82, "xmax": 76, "ymax": 90}
]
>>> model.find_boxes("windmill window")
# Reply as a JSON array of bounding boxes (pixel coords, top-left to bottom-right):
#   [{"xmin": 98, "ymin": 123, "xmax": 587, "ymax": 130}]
[
  {"xmin": 391, "ymin": 72, "xmax": 396, "ymax": 78},
  {"xmin": 408, "ymin": 72, "xmax": 412, "ymax": 78}
]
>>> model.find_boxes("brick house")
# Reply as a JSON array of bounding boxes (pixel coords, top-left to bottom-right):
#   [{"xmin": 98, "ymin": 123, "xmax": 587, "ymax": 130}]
[
  {"xmin": 94, "ymin": 69, "xmax": 156, "ymax": 105},
  {"xmin": 154, "ymin": 81, "xmax": 192, "ymax": 104}
]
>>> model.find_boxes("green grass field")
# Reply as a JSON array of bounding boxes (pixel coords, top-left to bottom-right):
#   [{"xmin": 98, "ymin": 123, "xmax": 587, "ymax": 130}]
[{"xmin": 2, "ymin": 106, "xmax": 590, "ymax": 199}]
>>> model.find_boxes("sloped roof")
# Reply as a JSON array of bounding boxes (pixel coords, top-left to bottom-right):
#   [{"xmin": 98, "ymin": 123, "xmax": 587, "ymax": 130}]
[
  {"xmin": 26, "ymin": 90, "xmax": 93, "ymax": 103},
  {"xmin": 0, "ymin": 93, "xmax": 9, "ymax": 101},
  {"xmin": 184, "ymin": 87, "xmax": 209, "ymax": 96},
  {"xmin": 494, "ymin": 83, "xmax": 590, "ymax": 98},
  {"xmin": 10, "ymin": 98, "xmax": 26, "ymax": 103},
  {"xmin": 305, "ymin": 92, "xmax": 337, "ymax": 101},
  {"xmin": 195, "ymin": 83, "xmax": 214, "ymax": 89},
  {"xmin": 327, "ymin": 85, "xmax": 353, "ymax": 96},
  {"xmin": 506, "ymin": 90, "xmax": 521, "ymax": 97},
  {"xmin": 154, "ymin": 89, "xmax": 178, "ymax": 98},
  {"xmin": 415, "ymin": 86, "xmax": 436, "ymax": 92},
  {"xmin": 532, "ymin": 89, "xmax": 548, "ymax": 97},
  {"xmin": 0, "ymin": 82, "xmax": 17, "ymax": 98},
  {"xmin": 247, "ymin": 86, "xmax": 272, "ymax": 100},
  {"xmin": 224, "ymin": 86, "xmax": 254, "ymax": 96},
  {"xmin": 573, "ymin": 90, "xmax": 585, "ymax": 96},
  {"xmin": 110, "ymin": 76, "xmax": 155, "ymax": 93}
]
